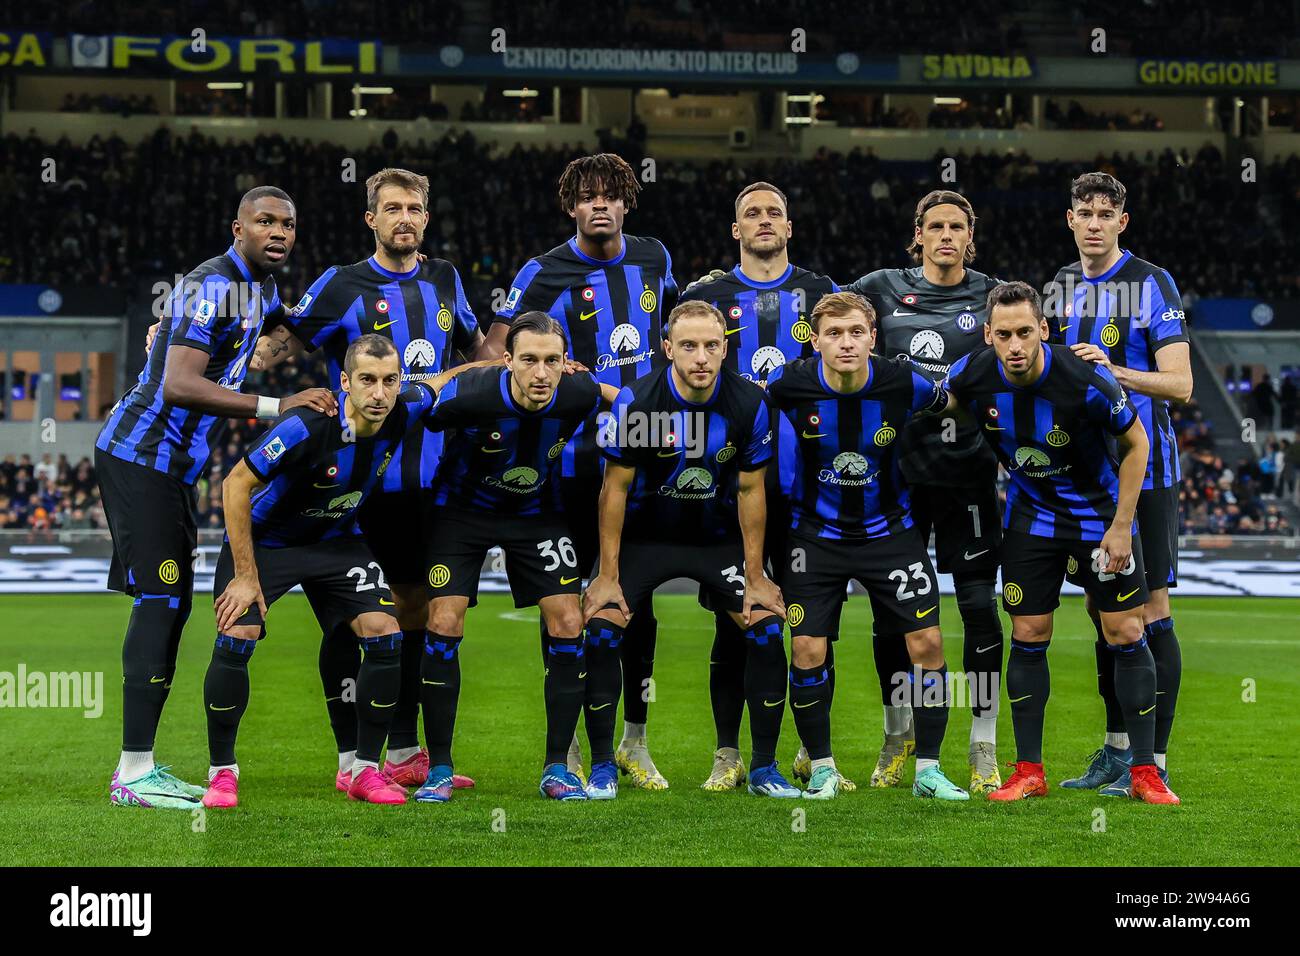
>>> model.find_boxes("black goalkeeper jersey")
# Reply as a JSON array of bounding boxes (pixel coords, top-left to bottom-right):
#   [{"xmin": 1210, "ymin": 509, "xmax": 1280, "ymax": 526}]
[{"xmin": 847, "ymin": 266, "xmax": 1001, "ymax": 487}]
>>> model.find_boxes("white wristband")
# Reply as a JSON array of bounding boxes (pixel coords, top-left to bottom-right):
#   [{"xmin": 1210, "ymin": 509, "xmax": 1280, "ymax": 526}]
[{"xmin": 255, "ymin": 395, "xmax": 281, "ymax": 420}]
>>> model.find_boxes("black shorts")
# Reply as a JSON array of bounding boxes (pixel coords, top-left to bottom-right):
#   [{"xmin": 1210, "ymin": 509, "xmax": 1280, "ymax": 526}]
[
  {"xmin": 781, "ymin": 527, "xmax": 941, "ymax": 637},
  {"xmin": 1137, "ymin": 484, "xmax": 1179, "ymax": 591},
  {"xmin": 615, "ymin": 537, "xmax": 754, "ymax": 617},
  {"xmin": 1000, "ymin": 529, "xmax": 1149, "ymax": 616},
  {"xmin": 426, "ymin": 506, "xmax": 581, "ymax": 608},
  {"xmin": 560, "ymin": 477, "xmax": 602, "ymax": 577},
  {"xmin": 213, "ymin": 537, "xmax": 395, "ymax": 635},
  {"xmin": 95, "ymin": 449, "xmax": 197, "ymax": 598},
  {"xmin": 357, "ymin": 488, "xmax": 434, "ymax": 590},
  {"xmin": 696, "ymin": 499, "xmax": 791, "ymax": 616},
  {"xmin": 909, "ymin": 481, "xmax": 1002, "ymax": 575}
]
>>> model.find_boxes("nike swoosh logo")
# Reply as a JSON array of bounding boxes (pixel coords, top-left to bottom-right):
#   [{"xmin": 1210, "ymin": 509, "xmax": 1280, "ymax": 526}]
[
  {"xmin": 578, "ymin": 672, "xmax": 587, "ymax": 679},
  {"xmin": 373, "ymin": 320, "xmax": 396, "ymax": 331},
  {"xmin": 422, "ymin": 680, "xmax": 446, "ymax": 686},
  {"xmin": 975, "ymin": 643, "xmax": 999, "ymax": 654},
  {"xmin": 1009, "ymin": 694, "xmax": 1032, "ymax": 703},
  {"xmin": 964, "ymin": 549, "xmax": 989, "ymax": 560},
  {"xmin": 579, "ymin": 309, "xmax": 600, "ymax": 321},
  {"xmin": 589, "ymin": 702, "xmax": 613, "ymax": 711},
  {"xmin": 1156, "ymin": 691, "xmax": 1166, "ymax": 695},
  {"xmin": 657, "ymin": 449, "xmax": 683, "ymax": 457},
  {"xmin": 801, "ymin": 431, "xmax": 826, "ymax": 439},
  {"xmin": 1118, "ymin": 588, "xmax": 1141, "ymax": 601},
  {"xmin": 892, "ymin": 309, "xmax": 916, "ymax": 317},
  {"xmin": 725, "ymin": 326, "xmax": 747, "ymax": 335},
  {"xmin": 1139, "ymin": 704, "xmax": 1156, "ymax": 716},
  {"xmin": 379, "ymin": 598, "xmax": 394, "ymax": 605},
  {"xmin": 208, "ymin": 703, "xmax": 237, "ymax": 711},
  {"xmin": 792, "ymin": 700, "xmax": 818, "ymax": 709},
  {"xmin": 984, "ymin": 423, "xmax": 1005, "ymax": 431},
  {"xmin": 763, "ymin": 699, "xmax": 783, "ymax": 708},
  {"xmin": 234, "ymin": 334, "xmax": 249, "ymax": 349},
  {"xmin": 916, "ymin": 605, "xmax": 938, "ymax": 618},
  {"xmin": 370, "ymin": 700, "xmax": 397, "ymax": 708},
  {"xmin": 482, "ymin": 447, "xmax": 508, "ymax": 454},
  {"xmin": 149, "ymin": 676, "xmax": 167, "ymax": 684},
  {"xmin": 313, "ymin": 482, "xmax": 340, "ymax": 488},
  {"xmin": 1059, "ymin": 324, "xmax": 1072, "ymax": 332},
  {"xmin": 560, "ymin": 576, "xmax": 579, "ymax": 585}
]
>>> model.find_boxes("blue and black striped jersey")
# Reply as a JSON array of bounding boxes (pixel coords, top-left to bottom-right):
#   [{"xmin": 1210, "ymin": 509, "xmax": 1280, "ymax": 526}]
[
  {"xmin": 768, "ymin": 356, "xmax": 948, "ymax": 541},
  {"xmin": 242, "ymin": 385, "xmax": 437, "ymax": 549},
  {"xmin": 96, "ymin": 245, "xmax": 281, "ymax": 485},
  {"xmin": 282, "ymin": 256, "xmax": 480, "ymax": 494},
  {"xmin": 944, "ymin": 345, "xmax": 1140, "ymax": 542},
  {"xmin": 1045, "ymin": 250, "xmax": 1187, "ymax": 491},
  {"xmin": 494, "ymin": 235, "xmax": 678, "ymax": 480},
  {"xmin": 602, "ymin": 366, "xmax": 771, "ymax": 543},
  {"xmin": 847, "ymin": 265, "xmax": 1002, "ymax": 487},
  {"xmin": 679, "ymin": 264, "xmax": 838, "ymax": 386},
  {"xmin": 426, "ymin": 366, "xmax": 601, "ymax": 516}
]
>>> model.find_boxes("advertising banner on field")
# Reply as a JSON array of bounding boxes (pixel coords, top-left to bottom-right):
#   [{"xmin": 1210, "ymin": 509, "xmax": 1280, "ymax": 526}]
[{"xmin": 1, "ymin": 533, "xmax": 1296, "ymax": 597}]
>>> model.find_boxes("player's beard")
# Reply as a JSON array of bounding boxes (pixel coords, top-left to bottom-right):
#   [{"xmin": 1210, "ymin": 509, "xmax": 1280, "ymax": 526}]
[
  {"xmin": 380, "ymin": 230, "xmax": 422, "ymax": 261},
  {"xmin": 742, "ymin": 234, "xmax": 787, "ymax": 261}
]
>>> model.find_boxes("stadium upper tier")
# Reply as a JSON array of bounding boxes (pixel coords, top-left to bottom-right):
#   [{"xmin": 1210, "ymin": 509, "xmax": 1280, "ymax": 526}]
[
  {"xmin": 2, "ymin": 128, "xmax": 1296, "ymax": 301},
  {"xmin": 3, "ymin": 0, "xmax": 1295, "ymax": 57}
]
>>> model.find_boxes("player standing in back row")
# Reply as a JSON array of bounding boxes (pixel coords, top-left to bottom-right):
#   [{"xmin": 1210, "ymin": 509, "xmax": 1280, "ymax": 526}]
[
  {"xmin": 846, "ymin": 191, "xmax": 1006, "ymax": 793},
  {"xmin": 485, "ymin": 153, "xmax": 678, "ymax": 790},
  {"xmin": 249, "ymin": 168, "xmax": 485, "ymax": 792},
  {"xmin": 678, "ymin": 182, "xmax": 841, "ymax": 792},
  {"xmin": 96, "ymin": 187, "xmax": 336, "ymax": 809},
  {"xmin": 1046, "ymin": 172, "xmax": 1192, "ymax": 798}
]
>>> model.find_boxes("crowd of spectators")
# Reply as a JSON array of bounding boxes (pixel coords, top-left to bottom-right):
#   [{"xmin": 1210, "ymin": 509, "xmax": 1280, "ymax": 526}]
[
  {"xmin": 3, "ymin": 0, "xmax": 1294, "ymax": 56},
  {"xmin": 0, "ymin": 452, "xmax": 105, "ymax": 531},
  {"xmin": 59, "ymin": 93, "xmax": 160, "ymax": 117},
  {"xmin": 4, "ymin": 126, "xmax": 1300, "ymax": 303},
  {"xmin": 1171, "ymin": 402, "xmax": 1297, "ymax": 535},
  {"xmin": 1043, "ymin": 100, "xmax": 1163, "ymax": 132}
]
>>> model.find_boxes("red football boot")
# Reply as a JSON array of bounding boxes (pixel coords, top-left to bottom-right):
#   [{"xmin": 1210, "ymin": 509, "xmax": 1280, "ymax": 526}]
[
  {"xmin": 987, "ymin": 761, "xmax": 1049, "ymax": 801},
  {"xmin": 1130, "ymin": 764, "xmax": 1181, "ymax": 805}
]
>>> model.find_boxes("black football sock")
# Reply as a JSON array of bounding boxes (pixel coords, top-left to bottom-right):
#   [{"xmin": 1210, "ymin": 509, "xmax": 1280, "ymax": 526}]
[
  {"xmin": 204, "ymin": 634, "xmax": 256, "ymax": 767},
  {"xmin": 620, "ymin": 603, "xmax": 657, "ymax": 726},
  {"xmin": 824, "ymin": 640, "xmax": 836, "ymax": 706},
  {"xmin": 1145, "ymin": 617, "xmax": 1182, "ymax": 756},
  {"xmin": 420, "ymin": 632, "xmax": 462, "ymax": 768},
  {"xmin": 121, "ymin": 594, "xmax": 188, "ymax": 752},
  {"xmin": 789, "ymin": 662, "xmax": 832, "ymax": 760},
  {"xmin": 318, "ymin": 621, "xmax": 359, "ymax": 755},
  {"xmin": 1006, "ymin": 638, "xmax": 1050, "ymax": 765},
  {"xmin": 159, "ymin": 594, "xmax": 190, "ymax": 715},
  {"xmin": 544, "ymin": 634, "xmax": 586, "ymax": 766},
  {"xmin": 355, "ymin": 634, "xmax": 403, "ymax": 765},
  {"xmin": 386, "ymin": 628, "xmax": 426, "ymax": 751},
  {"xmin": 709, "ymin": 610, "xmax": 747, "ymax": 750},
  {"xmin": 909, "ymin": 663, "xmax": 950, "ymax": 762},
  {"xmin": 872, "ymin": 625, "xmax": 911, "ymax": 707},
  {"xmin": 743, "ymin": 618, "xmax": 787, "ymax": 769},
  {"xmin": 583, "ymin": 620, "xmax": 624, "ymax": 764},
  {"xmin": 956, "ymin": 576, "xmax": 1003, "ymax": 720},
  {"xmin": 1110, "ymin": 637, "xmax": 1157, "ymax": 767},
  {"xmin": 1093, "ymin": 616, "xmax": 1126, "ymax": 735}
]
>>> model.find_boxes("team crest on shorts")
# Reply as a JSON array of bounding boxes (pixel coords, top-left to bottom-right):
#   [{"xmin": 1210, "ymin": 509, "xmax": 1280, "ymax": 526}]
[
  {"xmin": 429, "ymin": 564, "xmax": 451, "ymax": 588},
  {"xmin": 158, "ymin": 560, "xmax": 180, "ymax": 585},
  {"xmin": 1002, "ymin": 582, "xmax": 1023, "ymax": 606}
]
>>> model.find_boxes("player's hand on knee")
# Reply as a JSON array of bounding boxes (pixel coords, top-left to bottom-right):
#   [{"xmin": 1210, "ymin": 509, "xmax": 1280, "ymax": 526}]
[
  {"xmin": 281, "ymin": 388, "xmax": 338, "ymax": 416},
  {"xmin": 215, "ymin": 575, "xmax": 266, "ymax": 632},
  {"xmin": 1099, "ymin": 524, "xmax": 1131, "ymax": 574},
  {"xmin": 743, "ymin": 574, "xmax": 785, "ymax": 625},
  {"xmin": 582, "ymin": 575, "xmax": 629, "ymax": 624}
]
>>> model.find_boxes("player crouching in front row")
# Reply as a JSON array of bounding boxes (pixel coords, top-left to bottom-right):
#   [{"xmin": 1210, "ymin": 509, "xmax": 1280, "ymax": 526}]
[
  {"xmin": 411, "ymin": 312, "xmax": 621, "ymax": 803},
  {"xmin": 768, "ymin": 292, "xmax": 969, "ymax": 801},
  {"xmin": 203, "ymin": 335, "xmax": 485, "ymax": 807},
  {"xmin": 942, "ymin": 282, "xmax": 1178, "ymax": 805},
  {"xmin": 583, "ymin": 301, "xmax": 793, "ymax": 799}
]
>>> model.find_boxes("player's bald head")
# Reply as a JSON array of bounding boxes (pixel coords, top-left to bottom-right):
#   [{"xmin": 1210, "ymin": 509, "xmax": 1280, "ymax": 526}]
[{"xmin": 237, "ymin": 185, "xmax": 295, "ymax": 219}]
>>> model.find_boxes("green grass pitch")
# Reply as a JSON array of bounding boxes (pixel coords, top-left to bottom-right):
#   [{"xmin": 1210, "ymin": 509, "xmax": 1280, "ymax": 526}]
[{"xmin": 0, "ymin": 593, "xmax": 1295, "ymax": 866}]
